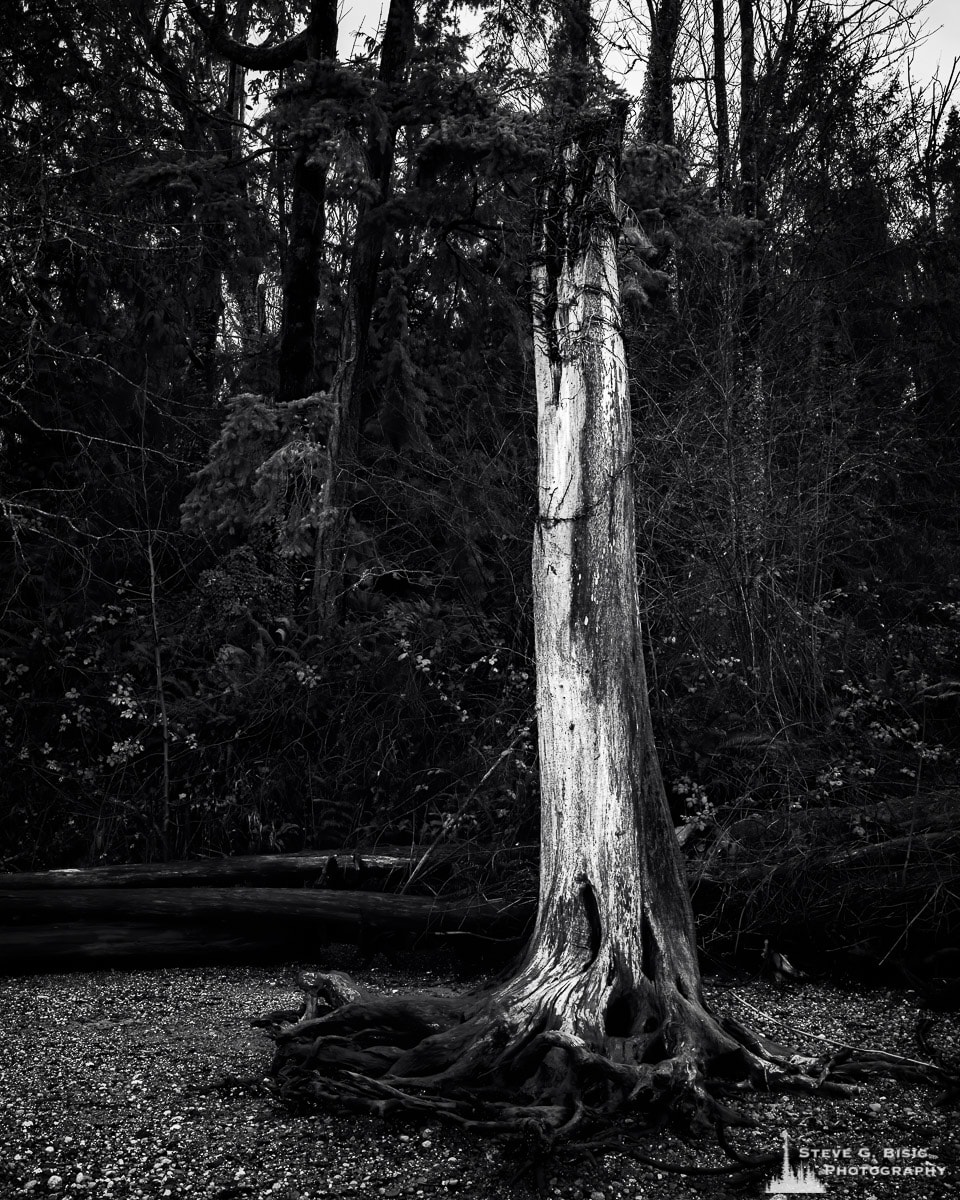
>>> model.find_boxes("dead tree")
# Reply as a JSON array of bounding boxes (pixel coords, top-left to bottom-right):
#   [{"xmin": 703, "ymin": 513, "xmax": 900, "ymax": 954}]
[{"xmin": 265, "ymin": 0, "xmax": 876, "ymax": 1137}]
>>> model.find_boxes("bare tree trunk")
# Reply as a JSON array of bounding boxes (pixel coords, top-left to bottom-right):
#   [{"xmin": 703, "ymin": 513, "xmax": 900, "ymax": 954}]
[
  {"xmin": 640, "ymin": 0, "xmax": 683, "ymax": 144},
  {"xmin": 183, "ymin": 0, "xmax": 338, "ymax": 403},
  {"xmin": 266, "ymin": 1, "xmax": 856, "ymax": 1135},
  {"xmin": 269, "ymin": 89, "xmax": 838, "ymax": 1131},
  {"xmin": 480, "ymin": 96, "xmax": 719, "ymax": 1092},
  {"xmin": 309, "ymin": 0, "xmax": 415, "ymax": 630},
  {"xmin": 712, "ymin": 0, "xmax": 730, "ymax": 205},
  {"xmin": 277, "ymin": 0, "xmax": 338, "ymax": 403},
  {"xmin": 728, "ymin": 0, "xmax": 767, "ymax": 661}
]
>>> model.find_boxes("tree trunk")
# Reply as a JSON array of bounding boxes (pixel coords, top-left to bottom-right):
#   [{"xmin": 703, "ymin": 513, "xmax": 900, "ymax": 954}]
[
  {"xmin": 266, "ymin": 6, "xmax": 860, "ymax": 1136},
  {"xmin": 726, "ymin": 0, "xmax": 767, "ymax": 664},
  {"xmin": 270, "ymin": 100, "xmax": 790, "ymax": 1141},
  {"xmin": 639, "ymin": 0, "xmax": 683, "ymax": 144},
  {"xmin": 711, "ymin": 0, "xmax": 730, "ymax": 205},
  {"xmin": 277, "ymin": 153, "xmax": 331, "ymax": 403},
  {"xmin": 484, "ymin": 95, "xmax": 723, "ymax": 1098},
  {"xmin": 277, "ymin": 0, "xmax": 338, "ymax": 403},
  {"xmin": 0, "ymin": 844, "xmax": 535, "ymax": 890},
  {"xmin": 309, "ymin": 0, "xmax": 415, "ymax": 629}
]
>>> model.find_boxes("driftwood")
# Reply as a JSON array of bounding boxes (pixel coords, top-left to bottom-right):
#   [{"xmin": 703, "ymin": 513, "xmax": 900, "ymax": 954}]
[
  {"xmin": 3, "ymin": 793, "xmax": 956, "ymax": 972},
  {"xmin": 0, "ymin": 887, "xmax": 535, "ymax": 971},
  {"xmin": 0, "ymin": 844, "xmax": 536, "ymax": 891}
]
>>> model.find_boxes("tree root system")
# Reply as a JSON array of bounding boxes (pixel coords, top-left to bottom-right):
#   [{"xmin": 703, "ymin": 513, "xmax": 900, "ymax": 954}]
[{"xmin": 265, "ymin": 969, "xmax": 955, "ymax": 1145}]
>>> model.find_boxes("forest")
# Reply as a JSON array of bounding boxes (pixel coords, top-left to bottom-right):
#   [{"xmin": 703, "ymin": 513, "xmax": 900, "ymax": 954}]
[{"xmin": 3, "ymin": 0, "xmax": 960, "ymax": 1107}]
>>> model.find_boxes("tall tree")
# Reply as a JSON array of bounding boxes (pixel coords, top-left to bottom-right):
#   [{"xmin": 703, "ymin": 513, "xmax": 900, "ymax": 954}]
[
  {"xmin": 711, "ymin": 0, "xmax": 730, "ymax": 203},
  {"xmin": 725, "ymin": 0, "xmax": 767, "ymax": 663},
  {"xmin": 308, "ymin": 0, "xmax": 416, "ymax": 627},
  {"xmin": 640, "ymin": 0, "xmax": 683, "ymax": 143},
  {"xmin": 268, "ymin": 0, "xmax": 847, "ymax": 1134},
  {"xmin": 184, "ymin": 0, "xmax": 339, "ymax": 403},
  {"xmin": 186, "ymin": 0, "xmax": 417, "ymax": 629}
]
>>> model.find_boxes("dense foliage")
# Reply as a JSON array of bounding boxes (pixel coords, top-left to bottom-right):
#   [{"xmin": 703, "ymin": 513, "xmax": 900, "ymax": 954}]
[{"xmin": 2, "ymin": 0, "xmax": 959, "ymax": 956}]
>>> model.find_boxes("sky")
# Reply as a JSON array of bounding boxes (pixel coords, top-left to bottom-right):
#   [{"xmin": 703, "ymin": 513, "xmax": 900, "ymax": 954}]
[
  {"xmin": 337, "ymin": 0, "xmax": 960, "ymax": 87},
  {"xmin": 911, "ymin": 0, "xmax": 960, "ymax": 83}
]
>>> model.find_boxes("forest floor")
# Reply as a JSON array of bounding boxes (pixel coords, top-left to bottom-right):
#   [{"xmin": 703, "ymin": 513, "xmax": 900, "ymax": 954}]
[{"xmin": 0, "ymin": 948, "xmax": 957, "ymax": 1200}]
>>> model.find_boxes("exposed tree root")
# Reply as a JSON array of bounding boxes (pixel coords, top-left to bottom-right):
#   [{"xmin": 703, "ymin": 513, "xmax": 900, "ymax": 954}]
[{"xmin": 264, "ymin": 967, "xmax": 948, "ymax": 1145}]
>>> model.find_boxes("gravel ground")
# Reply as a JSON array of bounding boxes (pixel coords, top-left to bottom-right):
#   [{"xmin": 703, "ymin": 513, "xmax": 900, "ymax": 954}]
[{"xmin": 0, "ymin": 952, "xmax": 958, "ymax": 1200}]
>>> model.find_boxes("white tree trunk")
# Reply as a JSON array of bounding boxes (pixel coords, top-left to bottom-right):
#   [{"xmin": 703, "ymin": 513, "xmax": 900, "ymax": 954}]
[
  {"xmin": 507, "ymin": 117, "xmax": 712, "ymax": 1067},
  {"xmin": 268, "ymin": 112, "xmax": 830, "ymax": 1142}
]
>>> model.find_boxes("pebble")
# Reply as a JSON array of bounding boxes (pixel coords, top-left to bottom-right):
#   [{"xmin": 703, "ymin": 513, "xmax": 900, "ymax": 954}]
[{"xmin": 2, "ymin": 965, "xmax": 957, "ymax": 1200}]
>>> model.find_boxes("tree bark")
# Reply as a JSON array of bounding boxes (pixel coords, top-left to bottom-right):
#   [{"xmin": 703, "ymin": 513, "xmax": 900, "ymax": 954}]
[
  {"xmin": 639, "ymin": 0, "xmax": 683, "ymax": 144},
  {"xmin": 277, "ymin": 0, "xmax": 339, "ymax": 403},
  {"xmin": 490, "ymin": 93, "xmax": 723, "ymax": 1092},
  {"xmin": 266, "ymin": 4, "xmax": 857, "ymax": 1135},
  {"xmin": 711, "ymin": 0, "xmax": 730, "ymax": 204},
  {"xmin": 0, "ymin": 844, "xmax": 535, "ymax": 890},
  {"xmin": 309, "ymin": 0, "xmax": 415, "ymax": 629},
  {"xmin": 726, "ymin": 0, "xmax": 767, "ymax": 662}
]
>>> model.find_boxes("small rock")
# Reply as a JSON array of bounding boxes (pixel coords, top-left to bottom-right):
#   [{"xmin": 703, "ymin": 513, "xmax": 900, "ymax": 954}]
[
  {"xmin": 47, "ymin": 1178, "xmax": 63, "ymax": 1192},
  {"xmin": 421, "ymin": 1140, "xmax": 432, "ymax": 1149},
  {"xmin": 868, "ymin": 1102, "xmax": 882, "ymax": 1112}
]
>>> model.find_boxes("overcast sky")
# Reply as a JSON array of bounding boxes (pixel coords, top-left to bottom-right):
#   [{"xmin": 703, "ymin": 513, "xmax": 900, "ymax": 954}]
[
  {"xmin": 336, "ymin": 0, "xmax": 960, "ymax": 91},
  {"xmin": 913, "ymin": 0, "xmax": 960, "ymax": 81}
]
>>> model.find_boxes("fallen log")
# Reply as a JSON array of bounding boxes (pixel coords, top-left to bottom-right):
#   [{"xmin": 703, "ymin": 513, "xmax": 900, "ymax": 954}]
[
  {"xmin": 0, "ymin": 886, "xmax": 533, "ymax": 929},
  {"xmin": 0, "ymin": 844, "xmax": 536, "ymax": 891},
  {"xmin": 0, "ymin": 887, "xmax": 535, "ymax": 971},
  {"xmin": 0, "ymin": 850, "xmax": 378, "ymax": 889}
]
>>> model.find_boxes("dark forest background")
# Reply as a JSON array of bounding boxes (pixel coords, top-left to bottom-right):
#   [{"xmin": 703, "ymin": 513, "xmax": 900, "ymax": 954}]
[{"xmin": 3, "ymin": 0, "xmax": 960, "ymax": 961}]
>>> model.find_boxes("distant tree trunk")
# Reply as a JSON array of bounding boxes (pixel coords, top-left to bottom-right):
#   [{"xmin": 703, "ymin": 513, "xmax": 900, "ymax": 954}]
[
  {"xmin": 184, "ymin": 0, "xmax": 338, "ymax": 404},
  {"xmin": 133, "ymin": 1, "xmax": 229, "ymax": 399},
  {"xmin": 728, "ymin": 0, "xmax": 766, "ymax": 659},
  {"xmin": 711, "ymin": 0, "xmax": 730, "ymax": 204},
  {"xmin": 222, "ymin": 1, "xmax": 265, "ymax": 350},
  {"xmin": 277, "ymin": 0, "xmax": 339, "ymax": 403},
  {"xmin": 309, "ymin": 0, "xmax": 415, "ymax": 629},
  {"xmin": 737, "ymin": 0, "xmax": 758, "ymax": 226},
  {"xmin": 186, "ymin": 0, "xmax": 415, "ymax": 629},
  {"xmin": 640, "ymin": 0, "xmax": 683, "ymax": 144},
  {"xmin": 277, "ymin": 153, "xmax": 331, "ymax": 403}
]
